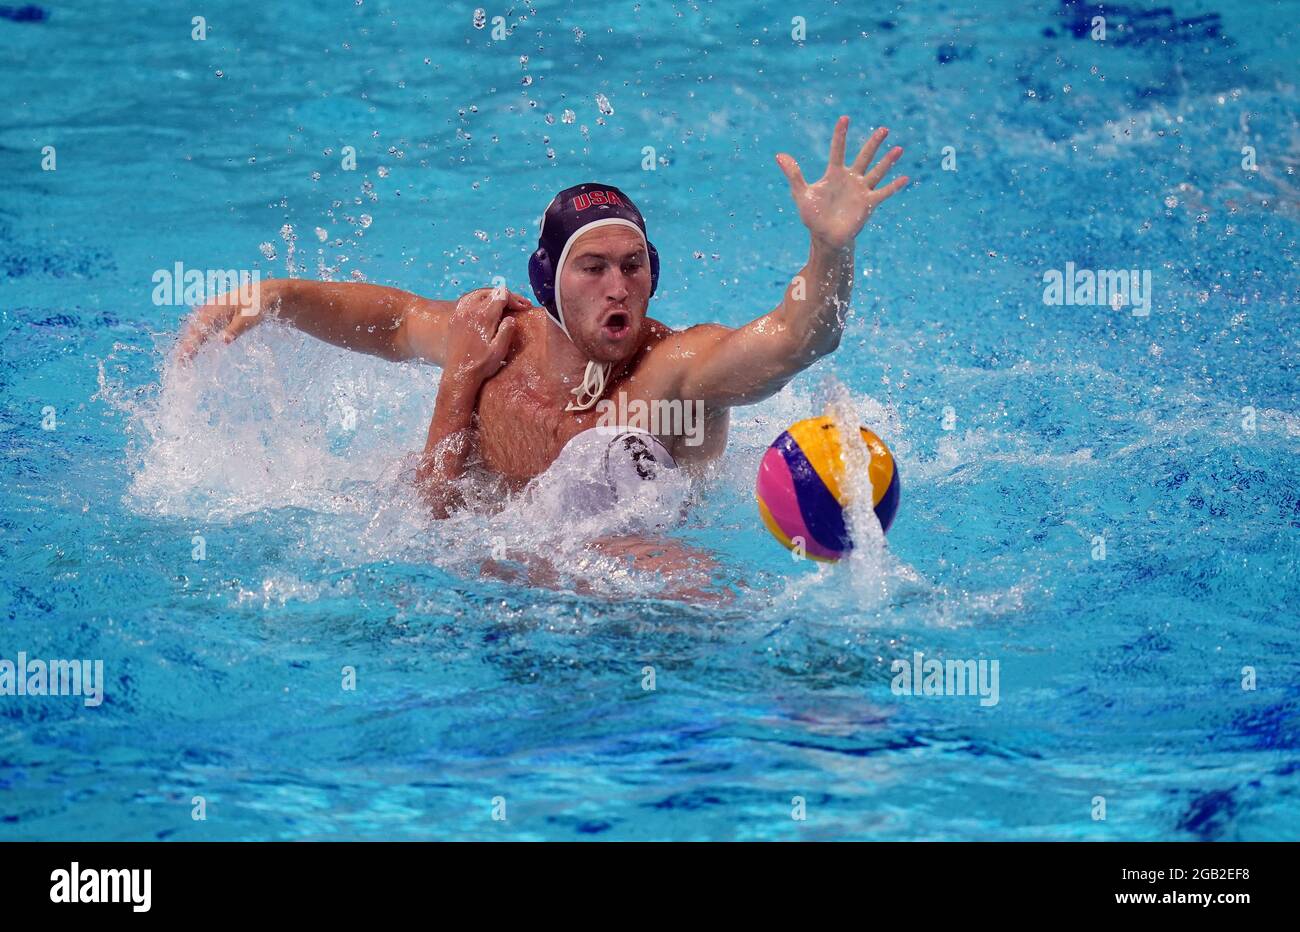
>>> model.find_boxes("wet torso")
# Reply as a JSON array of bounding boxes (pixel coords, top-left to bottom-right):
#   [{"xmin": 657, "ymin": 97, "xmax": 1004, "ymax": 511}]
[{"xmin": 473, "ymin": 309, "xmax": 729, "ymax": 489}]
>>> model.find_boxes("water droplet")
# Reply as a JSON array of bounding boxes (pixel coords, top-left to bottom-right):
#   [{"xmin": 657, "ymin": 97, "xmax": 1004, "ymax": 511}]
[
  {"xmin": 359, "ymin": 214, "xmax": 373, "ymax": 229},
  {"xmin": 473, "ymin": 8, "xmax": 486, "ymax": 28},
  {"xmin": 377, "ymin": 165, "xmax": 389, "ymax": 178},
  {"xmin": 315, "ymin": 227, "xmax": 329, "ymax": 242},
  {"xmin": 595, "ymin": 93, "xmax": 614, "ymax": 115},
  {"xmin": 1164, "ymin": 195, "xmax": 1178, "ymax": 208},
  {"xmin": 259, "ymin": 242, "xmax": 276, "ymax": 260},
  {"xmin": 474, "ymin": 230, "xmax": 488, "ymax": 241},
  {"xmin": 561, "ymin": 109, "xmax": 575, "ymax": 124}
]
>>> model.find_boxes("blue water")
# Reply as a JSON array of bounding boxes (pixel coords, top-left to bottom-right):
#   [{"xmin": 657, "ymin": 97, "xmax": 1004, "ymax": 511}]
[{"xmin": 2, "ymin": 0, "xmax": 1298, "ymax": 840}]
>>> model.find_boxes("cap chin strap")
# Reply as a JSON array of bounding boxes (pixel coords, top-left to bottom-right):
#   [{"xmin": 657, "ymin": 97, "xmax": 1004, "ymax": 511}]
[{"xmin": 565, "ymin": 360, "xmax": 612, "ymax": 412}]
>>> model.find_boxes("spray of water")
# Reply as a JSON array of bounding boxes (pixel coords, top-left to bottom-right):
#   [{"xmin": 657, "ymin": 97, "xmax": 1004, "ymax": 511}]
[{"xmin": 93, "ymin": 314, "xmax": 1035, "ymax": 621}]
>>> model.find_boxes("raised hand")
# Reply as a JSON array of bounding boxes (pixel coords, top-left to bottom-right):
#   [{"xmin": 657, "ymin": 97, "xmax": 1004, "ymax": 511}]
[{"xmin": 775, "ymin": 115, "xmax": 909, "ymax": 250}]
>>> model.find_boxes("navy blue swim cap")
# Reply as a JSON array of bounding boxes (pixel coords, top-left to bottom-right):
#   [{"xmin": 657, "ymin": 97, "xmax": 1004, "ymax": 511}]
[{"xmin": 528, "ymin": 182, "xmax": 660, "ymax": 337}]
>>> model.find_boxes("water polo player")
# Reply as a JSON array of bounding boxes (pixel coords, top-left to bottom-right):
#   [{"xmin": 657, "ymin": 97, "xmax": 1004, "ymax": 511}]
[{"xmin": 176, "ymin": 115, "xmax": 908, "ymax": 518}]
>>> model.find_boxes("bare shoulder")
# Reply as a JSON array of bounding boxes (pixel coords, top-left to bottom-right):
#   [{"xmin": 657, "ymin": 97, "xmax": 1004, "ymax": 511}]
[
  {"xmin": 637, "ymin": 322, "xmax": 733, "ymax": 369},
  {"xmin": 512, "ymin": 305, "xmax": 554, "ymax": 344},
  {"xmin": 624, "ymin": 318, "xmax": 735, "ymax": 398},
  {"xmin": 640, "ymin": 318, "xmax": 733, "ymax": 362}
]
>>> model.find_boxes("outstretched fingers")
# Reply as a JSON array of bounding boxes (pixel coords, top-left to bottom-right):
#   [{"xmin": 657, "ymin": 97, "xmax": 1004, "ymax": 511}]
[
  {"xmin": 775, "ymin": 152, "xmax": 808, "ymax": 197},
  {"xmin": 850, "ymin": 126, "xmax": 889, "ymax": 175},
  {"xmin": 827, "ymin": 115, "xmax": 849, "ymax": 172},
  {"xmin": 864, "ymin": 145, "xmax": 905, "ymax": 188},
  {"xmin": 872, "ymin": 174, "xmax": 910, "ymax": 201}
]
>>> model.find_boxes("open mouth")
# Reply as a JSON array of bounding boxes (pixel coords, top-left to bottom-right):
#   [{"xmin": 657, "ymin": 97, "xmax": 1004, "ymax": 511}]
[{"xmin": 601, "ymin": 310, "xmax": 631, "ymax": 339}]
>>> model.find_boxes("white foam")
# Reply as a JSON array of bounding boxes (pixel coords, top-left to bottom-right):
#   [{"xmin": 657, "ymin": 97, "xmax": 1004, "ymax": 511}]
[
  {"xmin": 103, "ymin": 331, "xmax": 1037, "ymax": 614},
  {"xmin": 105, "ymin": 324, "xmax": 435, "ymax": 522}
]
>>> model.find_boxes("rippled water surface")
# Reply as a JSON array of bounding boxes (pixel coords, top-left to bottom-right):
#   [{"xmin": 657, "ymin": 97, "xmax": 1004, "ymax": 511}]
[{"xmin": 2, "ymin": 0, "xmax": 1298, "ymax": 840}]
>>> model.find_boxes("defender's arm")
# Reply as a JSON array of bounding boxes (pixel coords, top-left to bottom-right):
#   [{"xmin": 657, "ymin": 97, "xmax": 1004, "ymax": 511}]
[
  {"xmin": 675, "ymin": 115, "xmax": 907, "ymax": 408},
  {"xmin": 414, "ymin": 287, "xmax": 518, "ymax": 518},
  {"xmin": 675, "ymin": 237, "xmax": 855, "ymax": 407},
  {"xmin": 176, "ymin": 279, "xmax": 530, "ymax": 366}
]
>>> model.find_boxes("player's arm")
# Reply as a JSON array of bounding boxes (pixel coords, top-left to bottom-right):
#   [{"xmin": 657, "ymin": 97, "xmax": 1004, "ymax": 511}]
[
  {"xmin": 175, "ymin": 278, "xmax": 530, "ymax": 367},
  {"xmin": 674, "ymin": 238, "xmax": 854, "ymax": 407},
  {"xmin": 677, "ymin": 115, "xmax": 907, "ymax": 408},
  {"xmin": 415, "ymin": 287, "xmax": 517, "ymax": 518}
]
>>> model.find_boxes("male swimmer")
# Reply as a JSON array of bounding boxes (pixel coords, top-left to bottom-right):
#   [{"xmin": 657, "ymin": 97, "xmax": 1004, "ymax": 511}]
[{"xmin": 177, "ymin": 116, "xmax": 908, "ymax": 522}]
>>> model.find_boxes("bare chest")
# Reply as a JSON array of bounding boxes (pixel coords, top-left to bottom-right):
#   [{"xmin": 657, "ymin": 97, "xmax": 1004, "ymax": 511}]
[{"xmin": 473, "ymin": 365, "xmax": 667, "ymax": 484}]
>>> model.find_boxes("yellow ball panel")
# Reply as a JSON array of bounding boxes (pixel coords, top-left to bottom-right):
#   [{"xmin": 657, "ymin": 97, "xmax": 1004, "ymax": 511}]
[
  {"xmin": 858, "ymin": 427, "xmax": 896, "ymax": 508},
  {"xmin": 785, "ymin": 415, "xmax": 850, "ymax": 505}
]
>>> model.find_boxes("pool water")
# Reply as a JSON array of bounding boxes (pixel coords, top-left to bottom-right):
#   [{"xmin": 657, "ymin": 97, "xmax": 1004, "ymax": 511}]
[{"xmin": 2, "ymin": 0, "xmax": 1298, "ymax": 840}]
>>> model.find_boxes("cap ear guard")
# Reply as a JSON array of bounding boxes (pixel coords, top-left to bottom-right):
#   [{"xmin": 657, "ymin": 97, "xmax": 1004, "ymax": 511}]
[
  {"xmin": 528, "ymin": 241, "xmax": 660, "ymax": 324},
  {"xmin": 528, "ymin": 245, "xmax": 559, "ymax": 324},
  {"xmin": 647, "ymin": 241, "xmax": 660, "ymax": 294}
]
